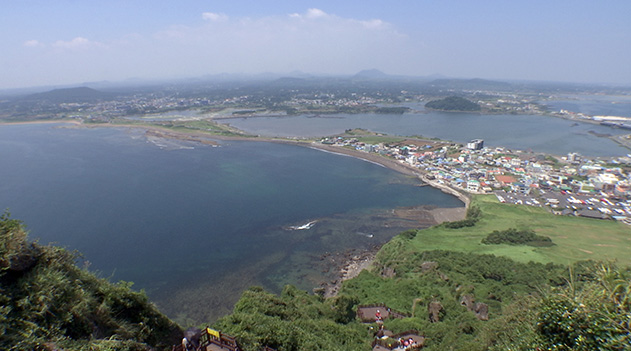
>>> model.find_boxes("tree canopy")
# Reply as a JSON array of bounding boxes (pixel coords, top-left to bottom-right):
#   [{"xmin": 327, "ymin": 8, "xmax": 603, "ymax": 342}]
[{"xmin": 425, "ymin": 96, "xmax": 481, "ymax": 112}]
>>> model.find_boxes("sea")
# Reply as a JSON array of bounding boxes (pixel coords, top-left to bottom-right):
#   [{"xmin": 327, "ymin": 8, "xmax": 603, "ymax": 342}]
[
  {"xmin": 2, "ymin": 95, "xmax": 629, "ymax": 324},
  {"xmin": 221, "ymin": 99, "xmax": 631, "ymax": 157},
  {"xmin": 0, "ymin": 123, "xmax": 462, "ymax": 324}
]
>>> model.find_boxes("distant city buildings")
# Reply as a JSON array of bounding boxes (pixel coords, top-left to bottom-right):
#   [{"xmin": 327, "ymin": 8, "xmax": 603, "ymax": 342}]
[
  {"xmin": 567, "ymin": 152, "xmax": 581, "ymax": 163},
  {"xmin": 318, "ymin": 136, "xmax": 631, "ymax": 224}
]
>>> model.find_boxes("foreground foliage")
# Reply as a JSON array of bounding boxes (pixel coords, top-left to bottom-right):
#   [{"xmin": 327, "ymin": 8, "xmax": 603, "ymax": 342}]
[
  {"xmin": 4, "ymin": 197, "xmax": 631, "ymax": 351},
  {"xmin": 0, "ymin": 212, "xmax": 181, "ymax": 350},
  {"xmin": 215, "ymin": 249, "xmax": 631, "ymax": 350},
  {"xmin": 535, "ymin": 264, "xmax": 631, "ymax": 350},
  {"xmin": 214, "ymin": 196, "xmax": 631, "ymax": 351}
]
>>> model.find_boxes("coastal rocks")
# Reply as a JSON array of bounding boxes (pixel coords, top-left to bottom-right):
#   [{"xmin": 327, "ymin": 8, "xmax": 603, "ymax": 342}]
[
  {"xmin": 321, "ymin": 247, "xmax": 380, "ymax": 298},
  {"xmin": 428, "ymin": 300, "xmax": 444, "ymax": 323},
  {"xmin": 392, "ymin": 206, "xmax": 437, "ymax": 226},
  {"xmin": 381, "ymin": 266, "xmax": 396, "ymax": 278},
  {"xmin": 474, "ymin": 302, "xmax": 489, "ymax": 321},
  {"xmin": 460, "ymin": 294, "xmax": 476, "ymax": 310},
  {"xmin": 460, "ymin": 294, "xmax": 490, "ymax": 320},
  {"xmin": 419, "ymin": 261, "xmax": 449, "ymax": 281},
  {"xmin": 420, "ymin": 261, "xmax": 438, "ymax": 272}
]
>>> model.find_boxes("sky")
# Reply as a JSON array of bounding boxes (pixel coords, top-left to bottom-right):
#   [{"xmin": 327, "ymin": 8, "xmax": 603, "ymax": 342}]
[{"xmin": 1, "ymin": 0, "xmax": 630, "ymax": 89}]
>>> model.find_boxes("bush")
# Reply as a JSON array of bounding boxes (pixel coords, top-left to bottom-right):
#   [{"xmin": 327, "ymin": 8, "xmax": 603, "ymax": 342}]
[
  {"xmin": 482, "ymin": 228, "xmax": 553, "ymax": 247},
  {"xmin": 443, "ymin": 205, "xmax": 481, "ymax": 229},
  {"xmin": 444, "ymin": 218, "xmax": 477, "ymax": 229}
]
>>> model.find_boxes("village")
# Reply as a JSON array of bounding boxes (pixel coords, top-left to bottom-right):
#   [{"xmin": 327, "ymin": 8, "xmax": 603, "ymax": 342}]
[{"xmin": 318, "ymin": 136, "xmax": 631, "ymax": 225}]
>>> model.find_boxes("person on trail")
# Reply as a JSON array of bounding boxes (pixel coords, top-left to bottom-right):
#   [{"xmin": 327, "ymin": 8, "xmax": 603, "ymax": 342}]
[{"xmin": 375, "ymin": 309, "xmax": 382, "ymax": 321}]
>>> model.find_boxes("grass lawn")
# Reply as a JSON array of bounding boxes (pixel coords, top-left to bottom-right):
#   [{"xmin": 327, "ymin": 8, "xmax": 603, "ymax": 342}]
[
  {"xmin": 354, "ymin": 135, "xmax": 406, "ymax": 144},
  {"xmin": 403, "ymin": 195, "xmax": 631, "ymax": 266}
]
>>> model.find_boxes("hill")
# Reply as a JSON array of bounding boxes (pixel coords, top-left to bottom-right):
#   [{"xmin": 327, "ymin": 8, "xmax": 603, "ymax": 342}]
[
  {"xmin": 0, "ymin": 212, "xmax": 181, "ymax": 350},
  {"xmin": 425, "ymin": 96, "xmax": 481, "ymax": 112},
  {"xmin": 352, "ymin": 69, "xmax": 390, "ymax": 80},
  {"xmin": 22, "ymin": 86, "xmax": 116, "ymax": 103}
]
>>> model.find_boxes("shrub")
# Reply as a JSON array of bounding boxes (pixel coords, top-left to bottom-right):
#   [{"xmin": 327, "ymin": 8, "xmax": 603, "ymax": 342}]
[{"xmin": 481, "ymin": 228, "xmax": 553, "ymax": 247}]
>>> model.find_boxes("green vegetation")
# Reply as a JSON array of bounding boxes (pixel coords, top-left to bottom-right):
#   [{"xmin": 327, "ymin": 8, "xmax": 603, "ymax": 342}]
[
  {"xmin": 389, "ymin": 195, "xmax": 631, "ymax": 266},
  {"xmin": 208, "ymin": 196, "xmax": 631, "ymax": 350},
  {"xmin": 482, "ymin": 228, "xmax": 554, "ymax": 247},
  {"xmin": 210, "ymin": 195, "xmax": 631, "ymax": 349},
  {"xmin": 374, "ymin": 106, "xmax": 410, "ymax": 114},
  {"xmin": 425, "ymin": 96, "xmax": 481, "ymax": 112},
  {"xmin": 160, "ymin": 119, "xmax": 252, "ymax": 137},
  {"xmin": 536, "ymin": 264, "xmax": 631, "ymax": 350},
  {"xmin": 0, "ymin": 212, "xmax": 180, "ymax": 350},
  {"xmin": 215, "ymin": 249, "xmax": 631, "ymax": 350},
  {"xmin": 443, "ymin": 204, "xmax": 481, "ymax": 228},
  {"xmin": 214, "ymin": 286, "xmax": 369, "ymax": 351},
  {"xmin": 4, "ymin": 193, "xmax": 631, "ymax": 350}
]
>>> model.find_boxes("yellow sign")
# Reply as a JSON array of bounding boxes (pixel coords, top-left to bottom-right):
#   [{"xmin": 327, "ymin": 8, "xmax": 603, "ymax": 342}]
[{"xmin": 206, "ymin": 328, "xmax": 220, "ymax": 339}]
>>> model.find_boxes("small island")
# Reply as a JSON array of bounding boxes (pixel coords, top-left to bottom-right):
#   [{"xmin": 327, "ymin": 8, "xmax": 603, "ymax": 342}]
[{"xmin": 425, "ymin": 96, "xmax": 481, "ymax": 112}]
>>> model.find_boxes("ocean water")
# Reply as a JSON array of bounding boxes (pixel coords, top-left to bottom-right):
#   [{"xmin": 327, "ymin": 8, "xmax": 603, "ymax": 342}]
[
  {"xmin": 0, "ymin": 123, "xmax": 462, "ymax": 323},
  {"xmin": 221, "ymin": 110, "xmax": 630, "ymax": 157},
  {"xmin": 543, "ymin": 94, "xmax": 631, "ymax": 118}
]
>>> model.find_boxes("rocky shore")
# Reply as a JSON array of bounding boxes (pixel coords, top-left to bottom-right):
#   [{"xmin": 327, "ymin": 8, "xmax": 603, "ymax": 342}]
[{"xmin": 315, "ymin": 246, "xmax": 380, "ymax": 298}]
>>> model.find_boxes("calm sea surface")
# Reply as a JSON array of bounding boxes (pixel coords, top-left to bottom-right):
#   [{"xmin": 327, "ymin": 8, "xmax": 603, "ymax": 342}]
[
  {"xmin": 221, "ymin": 102, "xmax": 630, "ymax": 157},
  {"xmin": 543, "ymin": 94, "xmax": 631, "ymax": 117},
  {"xmin": 0, "ymin": 123, "xmax": 462, "ymax": 323}
]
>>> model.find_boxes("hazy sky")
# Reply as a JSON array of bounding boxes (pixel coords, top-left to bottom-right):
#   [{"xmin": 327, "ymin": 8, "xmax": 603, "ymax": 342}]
[{"xmin": 2, "ymin": 0, "xmax": 630, "ymax": 89}]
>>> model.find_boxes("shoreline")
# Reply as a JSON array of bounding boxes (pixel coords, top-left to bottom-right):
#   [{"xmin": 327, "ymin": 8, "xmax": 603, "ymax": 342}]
[
  {"xmin": 304, "ymin": 143, "xmax": 471, "ymax": 207},
  {"xmin": 2, "ymin": 120, "xmax": 468, "ymax": 299},
  {"xmin": 51, "ymin": 119, "xmax": 470, "ymax": 206}
]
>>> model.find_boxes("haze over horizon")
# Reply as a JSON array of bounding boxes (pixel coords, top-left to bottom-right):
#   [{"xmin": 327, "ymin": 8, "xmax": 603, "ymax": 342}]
[{"xmin": 2, "ymin": 0, "xmax": 630, "ymax": 90}]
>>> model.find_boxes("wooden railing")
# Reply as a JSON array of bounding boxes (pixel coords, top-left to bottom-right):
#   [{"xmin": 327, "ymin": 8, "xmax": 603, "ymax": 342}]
[{"xmin": 198, "ymin": 327, "xmax": 241, "ymax": 351}]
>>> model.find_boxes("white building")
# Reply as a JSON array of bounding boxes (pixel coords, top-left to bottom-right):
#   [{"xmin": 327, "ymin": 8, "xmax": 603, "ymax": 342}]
[{"xmin": 466, "ymin": 139, "xmax": 484, "ymax": 150}]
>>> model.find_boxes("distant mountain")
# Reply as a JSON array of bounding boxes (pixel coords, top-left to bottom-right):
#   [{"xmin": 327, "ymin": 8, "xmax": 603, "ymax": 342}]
[
  {"xmin": 428, "ymin": 78, "xmax": 512, "ymax": 90},
  {"xmin": 286, "ymin": 70, "xmax": 314, "ymax": 79},
  {"xmin": 268, "ymin": 77, "xmax": 310, "ymax": 87},
  {"xmin": 352, "ymin": 69, "xmax": 390, "ymax": 80},
  {"xmin": 22, "ymin": 87, "xmax": 116, "ymax": 103}
]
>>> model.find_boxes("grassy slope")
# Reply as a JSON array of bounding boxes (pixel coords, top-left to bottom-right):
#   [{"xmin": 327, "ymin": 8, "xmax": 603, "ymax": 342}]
[{"xmin": 398, "ymin": 195, "xmax": 631, "ymax": 266}]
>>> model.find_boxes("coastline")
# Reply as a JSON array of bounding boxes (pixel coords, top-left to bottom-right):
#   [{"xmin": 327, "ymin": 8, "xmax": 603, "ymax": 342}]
[
  {"xmin": 304, "ymin": 143, "xmax": 470, "ymax": 207},
  {"xmin": 103, "ymin": 122, "xmax": 469, "ymax": 299},
  {"xmin": 2, "ymin": 120, "xmax": 468, "ymax": 299},
  {"xmin": 60, "ymin": 120, "xmax": 470, "ymax": 207}
]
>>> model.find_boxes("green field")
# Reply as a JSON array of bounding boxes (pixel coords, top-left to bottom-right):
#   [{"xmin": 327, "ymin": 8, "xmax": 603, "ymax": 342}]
[
  {"xmin": 353, "ymin": 135, "xmax": 406, "ymax": 144},
  {"xmin": 388, "ymin": 195, "xmax": 631, "ymax": 266}
]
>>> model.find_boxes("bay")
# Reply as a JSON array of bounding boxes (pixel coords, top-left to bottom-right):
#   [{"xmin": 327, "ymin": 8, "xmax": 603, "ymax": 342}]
[
  {"xmin": 543, "ymin": 94, "xmax": 631, "ymax": 117},
  {"xmin": 221, "ymin": 110, "xmax": 630, "ymax": 157},
  {"xmin": 0, "ymin": 123, "xmax": 462, "ymax": 323}
]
